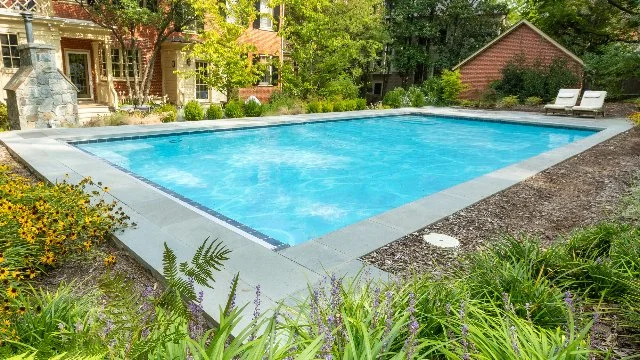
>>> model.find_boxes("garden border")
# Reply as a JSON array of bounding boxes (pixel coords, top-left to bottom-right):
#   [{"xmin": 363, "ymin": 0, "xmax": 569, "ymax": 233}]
[{"xmin": 0, "ymin": 107, "xmax": 631, "ymax": 330}]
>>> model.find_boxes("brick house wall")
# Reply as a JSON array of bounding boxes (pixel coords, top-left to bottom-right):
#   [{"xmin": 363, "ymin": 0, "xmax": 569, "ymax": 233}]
[
  {"xmin": 52, "ymin": 1, "xmax": 92, "ymax": 20},
  {"xmin": 456, "ymin": 21, "xmax": 583, "ymax": 99}
]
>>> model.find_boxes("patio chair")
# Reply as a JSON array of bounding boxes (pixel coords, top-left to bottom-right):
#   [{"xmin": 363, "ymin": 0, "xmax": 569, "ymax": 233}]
[
  {"xmin": 571, "ymin": 91, "xmax": 607, "ymax": 118},
  {"xmin": 544, "ymin": 89, "xmax": 581, "ymax": 115}
]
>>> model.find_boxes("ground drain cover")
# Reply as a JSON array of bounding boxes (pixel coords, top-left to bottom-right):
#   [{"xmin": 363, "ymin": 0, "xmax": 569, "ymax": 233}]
[{"xmin": 423, "ymin": 233, "xmax": 460, "ymax": 248}]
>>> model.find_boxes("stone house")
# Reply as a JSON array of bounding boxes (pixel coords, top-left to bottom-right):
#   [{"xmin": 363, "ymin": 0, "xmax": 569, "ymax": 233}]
[
  {"xmin": 452, "ymin": 20, "xmax": 584, "ymax": 99},
  {"xmin": 0, "ymin": 0, "xmax": 283, "ymax": 112}
]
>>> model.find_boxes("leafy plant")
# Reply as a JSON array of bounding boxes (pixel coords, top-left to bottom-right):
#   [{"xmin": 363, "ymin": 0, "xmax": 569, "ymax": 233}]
[
  {"xmin": 407, "ymin": 86, "xmax": 426, "ymax": 107},
  {"xmin": 496, "ymin": 95, "xmax": 520, "ymax": 108},
  {"xmin": 383, "ymin": 88, "xmax": 409, "ymax": 108},
  {"xmin": 307, "ymin": 101, "xmax": 322, "ymax": 113},
  {"xmin": 0, "ymin": 102, "xmax": 9, "ymax": 130},
  {"xmin": 155, "ymin": 103, "xmax": 177, "ymax": 123},
  {"xmin": 439, "ymin": 70, "xmax": 466, "ymax": 105},
  {"xmin": 332, "ymin": 100, "xmax": 345, "ymax": 112},
  {"xmin": 206, "ymin": 104, "xmax": 223, "ymax": 120},
  {"xmin": 524, "ymin": 96, "xmax": 544, "ymax": 106},
  {"xmin": 492, "ymin": 55, "xmax": 579, "ymax": 102},
  {"xmin": 224, "ymin": 100, "xmax": 244, "ymax": 118},
  {"xmin": 629, "ymin": 112, "xmax": 640, "ymax": 126},
  {"xmin": 243, "ymin": 99, "xmax": 264, "ymax": 117},
  {"xmin": 183, "ymin": 100, "xmax": 204, "ymax": 121},
  {"xmin": 355, "ymin": 98, "xmax": 367, "ymax": 110},
  {"xmin": 321, "ymin": 101, "xmax": 334, "ymax": 113}
]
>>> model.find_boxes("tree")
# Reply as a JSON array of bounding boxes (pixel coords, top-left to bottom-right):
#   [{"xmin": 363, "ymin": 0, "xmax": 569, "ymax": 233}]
[
  {"xmin": 281, "ymin": 0, "xmax": 388, "ymax": 99},
  {"xmin": 181, "ymin": 0, "xmax": 265, "ymax": 101},
  {"xmin": 509, "ymin": 0, "xmax": 639, "ymax": 55},
  {"xmin": 387, "ymin": 0, "xmax": 508, "ymax": 85},
  {"xmin": 77, "ymin": 0, "xmax": 203, "ymax": 105}
]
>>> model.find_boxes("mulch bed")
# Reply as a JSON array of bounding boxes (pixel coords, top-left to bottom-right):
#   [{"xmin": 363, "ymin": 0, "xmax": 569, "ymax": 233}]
[
  {"xmin": 0, "ymin": 144, "xmax": 158, "ymax": 294},
  {"xmin": 362, "ymin": 126, "xmax": 640, "ymax": 276}
]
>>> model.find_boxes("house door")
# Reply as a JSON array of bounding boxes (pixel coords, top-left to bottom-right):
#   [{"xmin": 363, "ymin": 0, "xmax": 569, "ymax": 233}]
[{"xmin": 66, "ymin": 52, "xmax": 92, "ymax": 99}]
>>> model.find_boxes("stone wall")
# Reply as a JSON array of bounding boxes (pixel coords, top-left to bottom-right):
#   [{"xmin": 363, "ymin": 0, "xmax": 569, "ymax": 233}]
[{"xmin": 4, "ymin": 43, "xmax": 78, "ymax": 129}]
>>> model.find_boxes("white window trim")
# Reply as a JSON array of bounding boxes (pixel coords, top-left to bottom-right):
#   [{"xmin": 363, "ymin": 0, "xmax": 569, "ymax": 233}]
[
  {"xmin": 0, "ymin": 33, "xmax": 20, "ymax": 70},
  {"xmin": 259, "ymin": 0, "xmax": 273, "ymax": 31},
  {"xmin": 194, "ymin": 60, "xmax": 211, "ymax": 101},
  {"xmin": 64, "ymin": 49, "xmax": 94, "ymax": 99},
  {"xmin": 100, "ymin": 47, "xmax": 142, "ymax": 81},
  {"xmin": 258, "ymin": 55, "xmax": 274, "ymax": 86}
]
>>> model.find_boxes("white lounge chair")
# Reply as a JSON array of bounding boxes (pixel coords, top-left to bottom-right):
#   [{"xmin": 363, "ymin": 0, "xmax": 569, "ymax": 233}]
[
  {"xmin": 571, "ymin": 91, "xmax": 607, "ymax": 118},
  {"xmin": 544, "ymin": 89, "xmax": 581, "ymax": 115}
]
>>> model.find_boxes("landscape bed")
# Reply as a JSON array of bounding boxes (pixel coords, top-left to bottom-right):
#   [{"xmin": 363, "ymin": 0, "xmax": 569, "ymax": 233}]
[{"xmin": 0, "ymin": 107, "xmax": 632, "ymax": 325}]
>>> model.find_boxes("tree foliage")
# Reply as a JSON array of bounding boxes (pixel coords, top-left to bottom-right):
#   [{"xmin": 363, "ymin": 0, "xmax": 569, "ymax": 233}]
[
  {"xmin": 77, "ymin": 0, "xmax": 202, "ymax": 105},
  {"xmin": 387, "ymin": 0, "xmax": 507, "ymax": 84},
  {"xmin": 181, "ymin": 0, "xmax": 264, "ymax": 100},
  {"xmin": 584, "ymin": 43, "xmax": 640, "ymax": 99},
  {"xmin": 510, "ymin": 0, "xmax": 639, "ymax": 55},
  {"xmin": 281, "ymin": 0, "xmax": 388, "ymax": 99}
]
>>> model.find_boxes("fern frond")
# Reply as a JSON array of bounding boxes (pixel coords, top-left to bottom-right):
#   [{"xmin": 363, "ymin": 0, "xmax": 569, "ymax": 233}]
[
  {"xmin": 179, "ymin": 237, "xmax": 231, "ymax": 289},
  {"xmin": 224, "ymin": 272, "xmax": 240, "ymax": 316}
]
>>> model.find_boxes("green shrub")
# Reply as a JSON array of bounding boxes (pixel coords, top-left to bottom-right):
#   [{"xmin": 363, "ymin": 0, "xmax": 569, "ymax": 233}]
[
  {"xmin": 439, "ymin": 69, "xmax": 466, "ymax": 105},
  {"xmin": 344, "ymin": 99, "xmax": 357, "ymax": 111},
  {"xmin": 407, "ymin": 86, "xmax": 426, "ymax": 107},
  {"xmin": 306, "ymin": 101, "xmax": 321, "ymax": 113},
  {"xmin": 319, "ymin": 77, "xmax": 359, "ymax": 100},
  {"xmin": 206, "ymin": 104, "xmax": 223, "ymax": 120},
  {"xmin": 243, "ymin": 99, "xmax": 264, "ymax": 117},
  {"xmin": 183, "ymin": 100, "xmax": 204, "ymax": 121},
  {"xmin": 493, "ymin": 55, "xmax": 579, "ymax": 102},
  {"xmin": 224, "ymin": 100, "xmax": 244, "ymax": 118},
  {"xmin": 155, "ymin": 103, "xmax": 177, "ymax": 123},
  {"xmin": 629, "ymin": 112, "xmax": 640, "ymax": 126},
  {"xmin": 104, "ymin": 112, "xmax": 129, "ymax": 126},
  {"xmin": 496, "ymin": 95, "xmax": 520, "ymax": 108},
  {"xmin": 423, "ymin": 77, "xmax": 443, "ymax": 104},
  {"xmin": 584, "ymin": 43, "xmax": 640, "ymax": 100},
  {"xmin": 382, "ymin": 88, "xmax": 408, "ymax": 108},
  {"xmin": 0, "ymin": 102, "xmax": 9, "ymax": 130},
  {"xmin": 321, "ymin": 101, "xmax": 334, "ymax": 113},
  {"xmin": 355, "ymin": 98, "xmax": 367, "ymax": 110},
  {"xmin": 524, "ymin": 96, "xmax": 544, "ymax": 106},
  {"xmin": 332, "ymin": 100, "xmax": 345, "ymax": 112}
]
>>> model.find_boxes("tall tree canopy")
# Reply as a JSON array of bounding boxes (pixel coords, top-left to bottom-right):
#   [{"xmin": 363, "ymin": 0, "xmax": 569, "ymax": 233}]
[
  {"xmin": 181, "ymin": 0, "xmax": 264, "ymax": 100},
  {"xmin": 281, "ymin": 0, "xmax": 388, "ymax": 99},
  {"xmin": 77, "ymin": 0, "xmax": 203, "ymax": 104},
  {"xmin": 387, "ymin": 0, "xmax": 508, "ymax": 85},
  {"xmin": 508, "ymin": 0, "xmax": 639, "ymax": 55}
]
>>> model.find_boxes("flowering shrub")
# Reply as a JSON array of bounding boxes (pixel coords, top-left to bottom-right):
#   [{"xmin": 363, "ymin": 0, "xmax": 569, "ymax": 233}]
[
  {"xmin": 0, "ymin": 167, "xmax": 128, "ymax": 344},
  {"xmin": 629, "ymin": 112, "xmax": 640, "ymax": 125}
]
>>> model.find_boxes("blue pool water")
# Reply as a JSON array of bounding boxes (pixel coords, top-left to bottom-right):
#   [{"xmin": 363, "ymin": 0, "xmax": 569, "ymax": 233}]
[{"xmin": 77, "ymin": 115, "xmax": 595, "ymax": 247}]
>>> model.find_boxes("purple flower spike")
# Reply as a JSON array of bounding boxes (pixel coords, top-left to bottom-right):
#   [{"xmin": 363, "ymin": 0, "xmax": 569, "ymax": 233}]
[
  {"xmin": 253, "ymin": 285, "xmax": 262, "ymax": 320},
  {"xmin": 405, "ymin": 292, "xmax": 419, "ymax": 359}
]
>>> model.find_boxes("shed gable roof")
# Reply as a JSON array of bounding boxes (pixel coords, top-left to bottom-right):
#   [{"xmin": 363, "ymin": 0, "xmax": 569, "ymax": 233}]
[{"xmin": 452, "ymin": 20, "xmax": 584, "ymax": 70}]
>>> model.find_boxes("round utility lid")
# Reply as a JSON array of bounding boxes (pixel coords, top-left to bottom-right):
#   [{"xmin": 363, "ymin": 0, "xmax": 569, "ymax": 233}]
[{"xmin": 423, "ymin": 233, "xmax": 460, "ymax": 248}]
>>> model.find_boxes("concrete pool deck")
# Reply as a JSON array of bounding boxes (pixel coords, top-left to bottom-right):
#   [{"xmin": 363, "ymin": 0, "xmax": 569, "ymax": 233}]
[{"xmin": 0, "ymin": 107, "xmax": 632, "ymax": 327}]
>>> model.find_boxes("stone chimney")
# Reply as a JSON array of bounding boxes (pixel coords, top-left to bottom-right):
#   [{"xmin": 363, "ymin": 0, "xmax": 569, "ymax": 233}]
[{"xmin": 4, "ymin": 12, "xmax": 78, "ymax": 129}]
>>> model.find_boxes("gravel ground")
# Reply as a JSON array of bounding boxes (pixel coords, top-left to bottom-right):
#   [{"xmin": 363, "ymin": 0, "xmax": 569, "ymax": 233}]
[
  {"xmin": 362, "ymin": 127, "xmax": 640, "ymax": 276},
  {"xmin": 0, "ymin": 144, "xmax": 158, "ymax": 294}
]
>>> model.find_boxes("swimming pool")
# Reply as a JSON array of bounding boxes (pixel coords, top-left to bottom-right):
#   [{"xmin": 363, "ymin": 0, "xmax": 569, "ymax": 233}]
[{"xmin": 75, "ymin": 114, "xmax": 595, "ymax": 247}]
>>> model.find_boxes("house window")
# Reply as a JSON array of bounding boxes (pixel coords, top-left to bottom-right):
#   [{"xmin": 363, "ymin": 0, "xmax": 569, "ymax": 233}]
[
  {"xmin": 195, "ymin": 61, "xmax": 209, "ymax": 100},
  {"xmin": 0, "ymin": 34, "xmax": 20, "ymax": 68},
  {"xmin": 102, "ymin": 47, "xmax": 141, "ymax": 78},
  {"xmin": 257, "ymin": 55, "xmax": 277, "ymax": 86},
  {"xmin": 372, "ymin": 82, "xmax": 383, "ymax": 95},
  {"xmin": 110, "ymin": 48, "xmax": 122, "ymax": 77},
  {"xmin": 259, "ymin": 0, "xmax": 273, "ymax": 30}
]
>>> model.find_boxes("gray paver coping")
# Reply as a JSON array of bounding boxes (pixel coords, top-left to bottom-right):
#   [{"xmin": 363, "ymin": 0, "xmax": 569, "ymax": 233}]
[{"xmin": 0, "ymin": 107, "xmax": 631, "ymax": 330}]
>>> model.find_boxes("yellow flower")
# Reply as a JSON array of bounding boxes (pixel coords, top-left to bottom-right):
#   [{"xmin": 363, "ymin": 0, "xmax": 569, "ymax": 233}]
[
  {"xmin": 3, "ymin": 319, "xmax": 10, "ymax": 326},
  {"xmin": 27, "ymin": 269, "xmax": 37, "ymax": 279},
  {"xmin": 0, "ymin": 268, "xmax": 8, "ymax": 280},
  {"xmin": 83, "ymin": 240, "xmax": 91, "ymax": 251},
  {"xmin": 103, "ymin": 254, "xmax": 116, "ymax": 267},
  {"xmin": 103, "ymin": 187, "xmax": 110, "ymax": 192},
  {"xmin": 17, "ymin": 306, "xmax": 26, "ymax": 315},
  {"xmin": 0, "ymin": 253, "xmax": 4, "ymax": 263},
  {"xmin": 11, "ymin": 271, "xmax": 20, "ymax": 280},
  {"xmin": 6, "ymin": 287, "xmax": 18, "ymax": 299}
]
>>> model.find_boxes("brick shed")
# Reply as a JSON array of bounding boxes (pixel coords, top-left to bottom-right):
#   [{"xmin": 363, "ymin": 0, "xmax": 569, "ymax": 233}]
[{"xmin": 453, "ymin": 20, "xmax": 584, "ymax": 99}]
